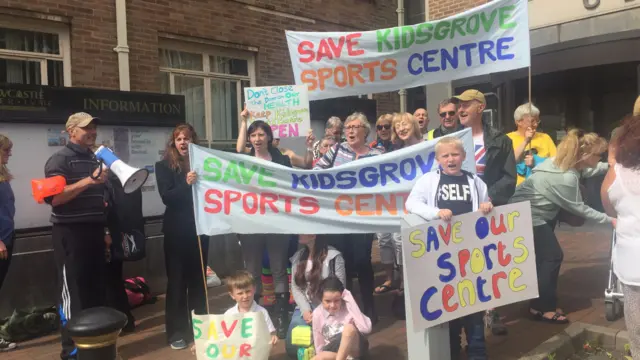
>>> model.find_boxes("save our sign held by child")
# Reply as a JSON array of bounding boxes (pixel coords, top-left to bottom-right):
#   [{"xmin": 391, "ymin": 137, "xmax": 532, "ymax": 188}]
[{"xmin": 192, "ymin": 311, "xmax": 272, "ymax": 360}]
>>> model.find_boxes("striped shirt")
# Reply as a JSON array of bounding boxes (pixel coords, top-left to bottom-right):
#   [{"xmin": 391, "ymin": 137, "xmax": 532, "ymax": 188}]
[{"xmin": 313, "ymin": 142, "xmax": 383, "ymax": 169}]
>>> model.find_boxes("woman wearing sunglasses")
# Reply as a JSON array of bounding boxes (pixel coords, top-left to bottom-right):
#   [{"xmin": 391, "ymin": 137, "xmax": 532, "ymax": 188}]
[{"xmin": 369, "ymin": 114, "xmax": 394, "ymax": 152}]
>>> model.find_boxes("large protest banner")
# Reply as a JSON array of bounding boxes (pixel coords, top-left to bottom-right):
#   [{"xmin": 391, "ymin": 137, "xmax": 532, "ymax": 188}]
[
  {"xmin": 192, "ymin": 311, "xmax": 271, "ymax": 360},
  {"xmin": 244, "ymin": 85, "xmax": 311, "ymax": 139},
  {"xmin": 191, "ymin": 129, "xmax": 475, "ymax": 235},
  {"xmin": 402, "ymin": 202, "xmax": 538, "ymax": 332},
  {"xmin": 285, "ymin": 0, "xmax": 530, "ymax": 100}
]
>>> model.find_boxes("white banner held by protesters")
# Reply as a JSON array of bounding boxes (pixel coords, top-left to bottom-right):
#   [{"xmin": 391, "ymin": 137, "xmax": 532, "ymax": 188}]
[
  {"xmin": 192, "ymin": 311, "xmax": 271, "ymax": 360},
  {"xmin": 244, "ymin": 85, "xmax": 311, "ymax": 139},
  {"xmin": 402, "ymin": 202, "xmax": 538, "ymax": 332},
  {"xmin": 285, "ymin": 0, "xmax": 530, "ymax": 101},
  {"xmin": 190, "ymin": 129, "xmax": 475, "ymax": 235}
]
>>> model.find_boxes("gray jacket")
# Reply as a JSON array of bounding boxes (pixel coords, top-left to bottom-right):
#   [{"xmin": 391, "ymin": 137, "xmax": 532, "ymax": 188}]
[
  {"xmin": 509, "ymin": 158, "xmax": 612, "ymax": 227},
  {"xmin": 290, "ymin": 247, "xmax": 345, "ymax": 313}
]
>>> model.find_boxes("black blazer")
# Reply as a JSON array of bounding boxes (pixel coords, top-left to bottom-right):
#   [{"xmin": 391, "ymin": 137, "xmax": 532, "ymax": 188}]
[{"xmin": 155, "ymin": 159, "xmax": 196, "ymax": 239}]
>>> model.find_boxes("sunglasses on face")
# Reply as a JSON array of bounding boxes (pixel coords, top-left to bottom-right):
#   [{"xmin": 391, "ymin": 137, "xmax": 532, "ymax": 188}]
[
  {"xmin": 439, "ymin": 111, "xmax": 456, "ymax": 118},
  {"xmin": 377, "ymin": 124, "xmax": 391, "ymax": 130}
]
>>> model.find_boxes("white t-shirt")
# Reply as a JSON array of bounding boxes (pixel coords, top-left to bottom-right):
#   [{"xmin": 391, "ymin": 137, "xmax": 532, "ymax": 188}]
[
  {"xmin": 224, "ymin": 301, "xmax": 276, "ymax": 334},
  {"xmin": 473, "ymin": 133, "xmax": 486, "ymax": 177}
]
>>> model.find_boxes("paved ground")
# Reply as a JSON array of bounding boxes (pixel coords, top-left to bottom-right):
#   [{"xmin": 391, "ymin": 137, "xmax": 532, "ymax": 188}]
[{"xmin": 5, "ymin": 224, "xmax": 625, "ymax": 359}]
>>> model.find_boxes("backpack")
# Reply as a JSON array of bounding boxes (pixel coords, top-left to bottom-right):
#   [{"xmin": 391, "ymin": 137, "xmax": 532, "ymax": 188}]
[
  {"xmin": 124, "ymin": 277, "xmax": 154, "ymax": 308},
  {"xmin": 107, "ymin": 173, "xmax": 146, "ymax": 261}
]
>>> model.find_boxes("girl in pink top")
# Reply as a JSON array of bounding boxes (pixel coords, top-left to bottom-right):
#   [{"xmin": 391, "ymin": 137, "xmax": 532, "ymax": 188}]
[{"xmin": 312, "ymin": 277, "xmax": 372, "ymax": 360}]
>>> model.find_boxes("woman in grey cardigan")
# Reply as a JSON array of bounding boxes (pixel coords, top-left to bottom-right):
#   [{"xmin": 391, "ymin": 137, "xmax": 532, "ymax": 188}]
[{"xmin": 285, "ymin": 235, "xmax": 346, "ymax": 357}]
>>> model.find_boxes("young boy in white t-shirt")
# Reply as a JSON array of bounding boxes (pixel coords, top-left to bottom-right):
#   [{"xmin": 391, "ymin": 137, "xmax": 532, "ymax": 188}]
[{"xmin": 406, "ymin": 137, "xmax": 493, "ymax": 360}]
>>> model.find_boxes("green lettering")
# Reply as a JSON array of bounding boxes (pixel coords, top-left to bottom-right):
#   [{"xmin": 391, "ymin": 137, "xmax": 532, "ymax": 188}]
[
  {"xmin": 393, "ymin": 26, "xmax": 401, "ymax": 50},
  {"xmin": 480, "ymin": 9, "xmax": 498, "ymax": 32},
  {"xmin": 193, "ymin": 318, "xmax": 203, "ymax": 340},
  {"xmin": 466, "ymin": 14, "xmax": 480, "ymax": 34},
  {"xmin": 450, "ymin": 17, "xmax": 467, "ymax": 39},
  {"xmin": 257, "ymin": 167, "xmax": 276, "ymax": 188},
  {"xmin": 415, "ymin": 23, "xmax": 433, "ymax": 44},
  {"xmin": 401, "ymin": 26, "xmax": 415, "ymax": 48},
  {"xmin": 203, "ymin": 157, "xmax": 222, "ymax": 181},
  {"xmin": 376, "ymin": 29, "xmax": 393, "ymax": 52},
  {"xmin": 434, "ymin": 21, "xmax": 451, "ymax": 41},
  {"xmin": 222, "ymin": 161, "xmax": 242, "ymax": 183},
  {"xmin": 241, "ymin": 317, "xmax": 253, "ymax": 338},
  {"xmin": 238, "ymin": 162, "xmax": 258, "ymax": 184},
  {"xmin": 206, "ymin": 344, "xmax": 220, "ymax": 358},
  {"xmin": 498, "ymin": 5, "xmax": 516, "ymax": 29}
]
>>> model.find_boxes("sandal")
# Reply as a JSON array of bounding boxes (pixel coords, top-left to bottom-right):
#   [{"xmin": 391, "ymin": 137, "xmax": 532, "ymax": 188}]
[{"xmin": 374, "ymin": 283, "xmax": 396, "ymax": 294}]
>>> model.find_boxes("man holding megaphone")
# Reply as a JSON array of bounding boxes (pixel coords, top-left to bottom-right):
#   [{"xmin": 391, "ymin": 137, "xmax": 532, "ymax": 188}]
[{"xmin": 43, "ymin": 112, "xmax": 110, "ymax": 360}]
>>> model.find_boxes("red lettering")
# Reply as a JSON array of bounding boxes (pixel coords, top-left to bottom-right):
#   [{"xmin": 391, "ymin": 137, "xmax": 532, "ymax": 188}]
[
  {"xmin": 242, "ymin": 193, "xmax": 259, "ymax": 215},
  {"xmin": 221, "ymin": 320, "xmax": 238, "ymax": 338},
  {"xmin": 492, "ymin": 271, "xmax": 507, "ymax": 299},
  {"xmin": 279, "ymin": 195, "xmax": 295, "ymax": 213},
  {"xmin": 260, "ymin": 192, "xmax": 279, "ymax": 214},
  {"xmin": 298, "ymin": 41, "xmax": 315, "ymax": 63},
  {"xmin": 238, "ymin": 343, "xmax": 252, "ymax": 357},
  {"xmin": 204, "ymin": 189, "xmax": 223, "ymax": 213},
  {"xmin": 224, "ymin": 190, "xmax": 242, "ymax": 215},
  {"xmin": 438, "ymin": 223, "xmax": 452, "ymax": 245},
  {"xmin": 442, "ymin": 284, "xmax": 458, "ymax": 312},
  {"xmin": 490, "ymin": 214, "xmax": 507, "ymax": 235},
  {"xmin": 300, "ymin": 197, "xmax": 320, "ymax": 215},
  {"xmin": 458, "ymin": 249, "xmax": 470, "ymax": 277},
  {"xmin": 346, "ymin": 33, "xmax": 364, "ymax": 56},
  {"xmin": 362, "ymin": 60, "xmax": 381, "ymax": 81},
  {"xmin": 497, "ymin": 241, "xmax": 511, "ymax": 267},
  {"xmin": 327, "ymin": 37, "xmax": 346, "ymax": 59},
  {"xmin": 316, "ymin": 40, "xmax": 333, "ymax": 62}
]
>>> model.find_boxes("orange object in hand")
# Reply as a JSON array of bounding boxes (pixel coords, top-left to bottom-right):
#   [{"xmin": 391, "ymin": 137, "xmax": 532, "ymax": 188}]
[{"xmin": 31, "ymin": 176, "xmax": 66, "ymax": 204}]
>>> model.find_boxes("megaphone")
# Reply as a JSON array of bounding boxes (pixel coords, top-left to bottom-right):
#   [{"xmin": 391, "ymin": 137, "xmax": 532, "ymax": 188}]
[
  {"xmin": 94, "ymin": 146, "xmax": 149, "ymax": 194},
  {"xmin": 31, "ymin": 175, "xmax": 66, "ymax": 204}
]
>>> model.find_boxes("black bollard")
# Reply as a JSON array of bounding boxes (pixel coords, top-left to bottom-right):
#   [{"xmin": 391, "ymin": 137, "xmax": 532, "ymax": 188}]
[{"xmin": 67, "ymin": 307, "xmax": 128, "ymax": 360}]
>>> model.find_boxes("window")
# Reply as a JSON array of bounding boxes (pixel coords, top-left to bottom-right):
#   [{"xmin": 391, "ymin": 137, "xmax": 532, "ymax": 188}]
[
  {"xmin": 0, "ymin": 16, "xmax": 71, "ymax": 86},
  {"xmin": 159, "ymin": 43, "xmax": 256, "ymax": 143}
]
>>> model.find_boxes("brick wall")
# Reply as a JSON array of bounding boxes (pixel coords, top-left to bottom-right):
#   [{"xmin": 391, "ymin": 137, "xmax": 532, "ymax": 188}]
[
  {"xmin": 428, "ymin": 0, "xmax": 489, "ymax": 20},
  {"xmin": 0, "ymin": 0, "xmax": 401, "ymax": 117}
]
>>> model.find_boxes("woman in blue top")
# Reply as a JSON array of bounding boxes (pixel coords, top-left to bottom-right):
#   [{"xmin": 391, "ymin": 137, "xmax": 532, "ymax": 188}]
[{"xmin": 0, "ymin": 134, "xmax": 16, "ymax": 351}]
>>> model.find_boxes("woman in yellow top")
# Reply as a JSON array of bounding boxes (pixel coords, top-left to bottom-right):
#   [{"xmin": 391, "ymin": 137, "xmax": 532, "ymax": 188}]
[{"xmin": 507, "ymin": 103, "xmax": 557, "ymax": 186}]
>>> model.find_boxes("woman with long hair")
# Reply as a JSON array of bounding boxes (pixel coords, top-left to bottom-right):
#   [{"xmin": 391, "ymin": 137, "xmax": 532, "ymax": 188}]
[
  {"xmin": 236, "ymin": 108, "xmax": 293, "ymax": 338},
  {"xmin": 285, "ymin": 235, "xmax": 346, "ymax": 357},
  {"xmin": 510, "ymin": 129, "xmax": 614, "ymax": 324},
  {"xmin": 155, "ymin": 124, "xmax": 209, "ymax": 350},
  {"xmin": 601, "ymin": 114, "xmax": 640, "ymax": 358},
  {"xmin": 0, "ymin": 134, "xmax": 16, "ymax": 352}
]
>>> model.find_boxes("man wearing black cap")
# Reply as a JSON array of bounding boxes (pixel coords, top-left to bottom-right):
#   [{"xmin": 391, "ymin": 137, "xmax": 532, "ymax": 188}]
[
  {"xmin": 453, "ymin": 90, "xmax": 516, "ymax": 343},
  {"xmin": 44, "ymin": 112, "xmax": 110, "ymax": 360}
]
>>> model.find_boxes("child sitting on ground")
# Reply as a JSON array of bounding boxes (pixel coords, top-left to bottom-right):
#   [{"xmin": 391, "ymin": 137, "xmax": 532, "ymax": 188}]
[
  {"xmin": 311, "ymin": 277, "xmax": 371, "ymax": 360},
  {"xmin": 405, "ymin": 136, "xmax": 493, "ymax": 360}
]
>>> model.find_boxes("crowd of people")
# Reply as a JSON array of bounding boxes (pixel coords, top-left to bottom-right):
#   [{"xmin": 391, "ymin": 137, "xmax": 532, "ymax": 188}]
[{"xmin": 0, "ymin": 92, "xmax": 638, "ymax": 360}]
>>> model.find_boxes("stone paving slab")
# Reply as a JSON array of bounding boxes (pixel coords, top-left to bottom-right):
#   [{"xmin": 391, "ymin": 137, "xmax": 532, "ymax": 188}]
[{"xmin": 5, "ymin": 225, "xmax": 625, "ymax": 359}]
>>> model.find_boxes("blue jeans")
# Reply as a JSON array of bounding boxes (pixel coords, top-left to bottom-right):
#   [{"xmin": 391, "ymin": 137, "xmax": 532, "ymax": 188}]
[
  {"xmin": 285, "ymin": 308, "xmax": 313, "ymax": 358},
  {"xmin": 449, "ymin": 312, "xmax": 486, "ymax": 360}
]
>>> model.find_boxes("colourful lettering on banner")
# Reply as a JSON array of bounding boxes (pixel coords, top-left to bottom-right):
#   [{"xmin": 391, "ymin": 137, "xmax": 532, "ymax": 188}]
[
  {"xmin": 401, "ymin": 203, "xmax": 538, "ymax": 331},
  {"xmin": 286, "ymin": 0, "xmax": 530, "ymax": 101},
  {"xmin": 192, "ymin": 313, "xmax": 270, "ymax": 360},
  {"xmin": 244, "ymin": 85, "xmax": 310, "ymax": 139}
]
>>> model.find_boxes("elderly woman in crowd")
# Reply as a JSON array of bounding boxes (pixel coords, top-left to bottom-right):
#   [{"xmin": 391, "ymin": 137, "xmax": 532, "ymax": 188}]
[
  {"xmin": 507, "ymin": 103, "xmax": 557, "ymax": 186},
  {"xmin": 601, "ymin": 114, "xmax": 640, "ymax": 358},
  {"xmin": 312, "ymin": 116, "xmax": 344, "ymax": 160},
  {"xmin": 510, "ymin": 129, "xmax": 614, "ymax": 324},
  {"xmin": 314, "ymin": 112, "xmax": 382, "ymax": 323},
  {"xmin": 369, "ymin": 114, "xmax": 394, "ymax": 152}
]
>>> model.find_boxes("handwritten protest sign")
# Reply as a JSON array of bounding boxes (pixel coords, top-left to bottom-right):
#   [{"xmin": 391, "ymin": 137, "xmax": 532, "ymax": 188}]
[
  {"xmin": 402, "ymin": 202, "xmax": 538, "ymax": 332},
  {"xmin": 244, "ymin": 85, "xmax": 310, "ymax": 138},
  {"xmin": 192, "ymin": 311, "xmax": 271, "ymax": 360},
  {"xmin": 190, "ymin": 129, "xmax": 476, "ymax": 235},
  {"xmin": 285, "ymin": 0, "xmax": 530, "ymax": 100}
]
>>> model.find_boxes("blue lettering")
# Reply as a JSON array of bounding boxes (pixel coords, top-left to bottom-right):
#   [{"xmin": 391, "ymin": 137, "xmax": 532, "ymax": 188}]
[
  {"xmin": 336, "ymin": 171, "xmax": 357, "ymax": 190},
  {"xmin": 496, "ymin": 37, "xmax": 514, "ymax": 60},
  {"xmin": 478, "ymin": 40, "xmax": 496, "ymax": 64},
  {"xmin": 291, "ymin": 174, "xmax": 309, "ymax": 190},
  {"xmin": 358, "ymin": 167, "xmax": 379, "ymax": 187},
  {"xmin": 483, "ymin": 243, "xmax": 497, "ymax": 270},
  {"xmin": 420, "ymin": 287, "xmax": 442, "ymax": 321},
  {"xmin": 475, "ymin": 217, "xmax": 489, "ymax": 239},
  {"xmin": 408, "ymin": 53, "xmax": 423, "ymax": 75},
  {"xmin": 424, "ymin": 49, "xmax": 440, "ymax": 72},
  {"xmin": 399, "ymin": 158, "xmax": 417, "ymax": 181},
  {"xmin": 309, "ymin": 173, "xmax": 319, "ymax": 189},
  {"xmin": 317, "ymin": 173, "xmax": 336, "ymax": 190},
  {"xmin": 459, "ymin": 43, "xmax": 477, "ymax": 67},
  {"xmin": 415, "ymin": 152, "xmax": 436, "ymax": 174},
  {"xmin": 441, "ymin": 47, "xmax": 459, "ymax": 70},
  {"xmin": 426, "ymin": 226, "xmax": 439, "ymax": 252},
  {"xmin": 437, "ymin": 252, "xmax": 456, "ymax": 283},
  {"xmin": 477, "ymin": 276, "xmax": 492, "ymax": 302},
  {"xmin": 379, "ymin": 163, "xmax": 400, "ymax": 186}
]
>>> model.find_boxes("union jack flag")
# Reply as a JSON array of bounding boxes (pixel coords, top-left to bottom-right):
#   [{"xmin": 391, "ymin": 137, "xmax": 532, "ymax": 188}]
[{"xmin": 475, "ymin": 144, "xmax": 486, "ymax": 176}]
